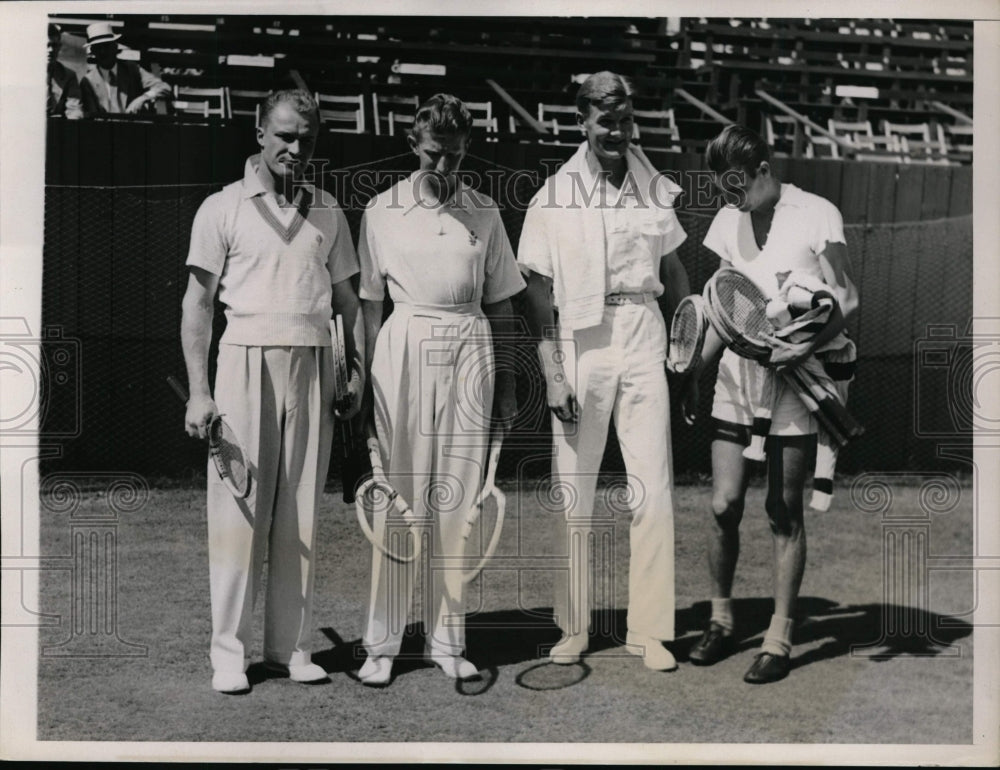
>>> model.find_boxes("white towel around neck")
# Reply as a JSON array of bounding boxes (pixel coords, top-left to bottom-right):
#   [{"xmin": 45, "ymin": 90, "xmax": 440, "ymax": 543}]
[{"xmin": 536, "ymin": 141, "xmax": 684, "ymax": 331}]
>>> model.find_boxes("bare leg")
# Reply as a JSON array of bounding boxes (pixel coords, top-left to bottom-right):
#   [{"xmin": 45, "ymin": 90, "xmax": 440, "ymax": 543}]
[
  {"xmin": 764, "ymin": 435, "xmax": 811, "ymax": 620},
  {"xmin": 708, "ymin": 436, "xmax": 752, "ymax": 598}
]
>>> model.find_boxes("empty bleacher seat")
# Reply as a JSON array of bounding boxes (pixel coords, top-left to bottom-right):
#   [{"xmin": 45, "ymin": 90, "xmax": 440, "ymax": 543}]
[
  {"xmin": 315, "ymin": 92, "xmax": 365, "ymax": 134},
  {"xmin": 173, "ymin": 85, "xmax": 228, "ymax": 119},
  {"xmin": 372, "ymin": 93, "xmax": 420, "ymax": 136},
  {"xmin": 827, "ymin": 118, "xmax": 874, "ymax": 148},
  {"xmin": 882, "ymin": 121, "xmax": 947, "ymax": 163},
  {"xmin": 228, "ymin": 88, "xmax": 271, "ymax": 124},
  {"xmin": 937, "ymin": 123, "xmax": 973, "ymax": 161},
  {"xmin": 632, "ymin": 108, "xmax": 680, "ymax": 153},
  {"xmin": 764, "ymin": 114, "xmax": 804, "ymax": 157},
  {"xmin": 465, "ymin": 101, "xmax": 499, "ymax": 138},
  {"xmin": 537, "ymin": 103, "xmax": 581, "ymax": 146}
]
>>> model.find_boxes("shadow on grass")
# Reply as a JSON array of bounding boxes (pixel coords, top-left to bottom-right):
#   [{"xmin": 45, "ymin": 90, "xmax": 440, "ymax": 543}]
[
  {"xmin": 309, "ymin": 597, "xmax": 971, "ymax": 686},
  {"xmin": 678, "ymin": 596, "xmax": 973, "ymax": 669}
]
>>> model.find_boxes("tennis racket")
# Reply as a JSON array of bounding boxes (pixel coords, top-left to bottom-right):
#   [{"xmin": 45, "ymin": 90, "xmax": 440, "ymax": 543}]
[
  {"xmin": 167, "ymin": 375, "xmax": 251, "ymax": 499},
  {"xmin": 355, "ymin": 436, "xmax": 425, "ymax": 563},
  {"xmin": 706, "ymin": 268, "xmax": 862, "ymax": 448},
  {"xmin": 667, "ymin": 295, "xmax": 710, "ymax": 375},
  {"xmin": 461, "ymin": 435, "xmax": 507, "ymax": 584},
  {"xmin": 331, "ymin": 315, "xmax": 365, "ymax": 503}
]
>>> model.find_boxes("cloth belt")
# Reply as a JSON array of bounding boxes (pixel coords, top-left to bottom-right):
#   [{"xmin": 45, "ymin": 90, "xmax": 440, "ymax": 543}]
[
  {"xmin": 391, "ymin": 300, "xmax": 483, "ymax": 319},
  {"xmin": 605, "ymin": 292, "xmax": 658, "ymax": 306}
]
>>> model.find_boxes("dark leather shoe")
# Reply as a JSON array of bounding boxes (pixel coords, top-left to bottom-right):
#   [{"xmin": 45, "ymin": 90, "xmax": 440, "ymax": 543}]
[
  {"xmin": 743, "ymin": 652, "xmax": 791, "ymax": 684},
  {"xmin": 689, "ymin": 623, "xmax": 736, "ymax": 666}
]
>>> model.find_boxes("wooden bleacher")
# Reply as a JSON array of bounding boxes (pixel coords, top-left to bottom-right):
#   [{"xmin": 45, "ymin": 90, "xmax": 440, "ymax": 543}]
[{"xmin": 48, "ymin": 13, "xmax": 974, "ymax": 163}]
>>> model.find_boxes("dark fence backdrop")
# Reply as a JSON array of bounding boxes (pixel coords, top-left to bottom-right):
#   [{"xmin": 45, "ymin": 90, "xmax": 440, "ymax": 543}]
[{"xmin": 41, "ymin": 117, "xmax": 973, "ymax": 480}]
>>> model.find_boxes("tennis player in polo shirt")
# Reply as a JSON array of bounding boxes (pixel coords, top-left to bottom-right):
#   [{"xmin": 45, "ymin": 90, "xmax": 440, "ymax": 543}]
[
  {"xmin": 689, "ymin": 124, "xmax": 859, "ymax": 684},
  {"xmin": 181, "ymin": 89, "xmax": 364, "ymax": 694}
]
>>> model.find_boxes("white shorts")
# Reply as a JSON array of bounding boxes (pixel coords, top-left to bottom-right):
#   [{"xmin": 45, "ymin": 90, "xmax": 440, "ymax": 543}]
[{"xmin": 711, "ymin": 348, "xmax": 816, "ymax": 437}]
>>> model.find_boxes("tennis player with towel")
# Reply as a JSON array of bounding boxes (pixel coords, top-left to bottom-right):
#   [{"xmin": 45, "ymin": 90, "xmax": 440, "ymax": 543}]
[
  {"xmin": 519, "ymin": 72, "xmax": 692, "ymax": 671},
  {"xmin": 180, "ymin": 90, "xmax": 364, "ymax": 694},
  {"xmin": 687, "ymin": 124, "xmax": 859, "ymax": 683}
]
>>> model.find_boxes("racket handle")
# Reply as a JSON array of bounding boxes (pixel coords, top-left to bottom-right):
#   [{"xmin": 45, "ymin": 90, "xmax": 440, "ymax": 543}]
[
  {"xmin": 366, "ymin": 436, "xmax": 383, "ymax": 475},
  {"xmin": 782, "ymin": 370, "xmax": 848, "ymax": 448},
  {"xmin": 484, "ymin": 436, "xmax": 503, "ymax": 490},
  {"xmin": 167, "ymin": 375, "xmax": 189, "ymax": 403},
  {"xmin": 817, "ymin": 393, "xmax": 865, "ymax": 440}
]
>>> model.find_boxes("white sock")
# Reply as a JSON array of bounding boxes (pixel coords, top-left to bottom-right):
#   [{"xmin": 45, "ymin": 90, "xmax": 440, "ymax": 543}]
[
  {"xmin": 761, "ymin": 614, "xmax": 794, "ymax": 656},
  {"xmin": 710, "ymin": 597, "xmax": 734, "ymax": 635}
]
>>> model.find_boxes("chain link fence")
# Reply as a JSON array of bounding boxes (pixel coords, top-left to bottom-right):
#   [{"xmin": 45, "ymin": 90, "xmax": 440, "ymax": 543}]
[{"xmin": 40, "ymin": 160, "xmax": 972, "ymax": 480}]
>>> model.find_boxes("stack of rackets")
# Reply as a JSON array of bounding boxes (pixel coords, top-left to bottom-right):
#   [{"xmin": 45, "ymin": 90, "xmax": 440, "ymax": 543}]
[{"xmin": 702, "ymin": 267, "xmax": 864, "ymax": 455}]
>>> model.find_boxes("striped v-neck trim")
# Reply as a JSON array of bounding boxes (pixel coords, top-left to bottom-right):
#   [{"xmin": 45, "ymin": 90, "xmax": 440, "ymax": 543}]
[{"xmin": 250, "ymin": 189, "xmax": 313, "ymax": 245}]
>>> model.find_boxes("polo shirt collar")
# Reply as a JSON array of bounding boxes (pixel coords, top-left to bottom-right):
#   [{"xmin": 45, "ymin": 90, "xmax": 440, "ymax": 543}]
[
  {"xmin": 241, "ymin": 154, "xmax": 315, "ymax": 204},
  {"xmin": 775, "ymin": 183, "xmax": 806, "ymax": 209},
  {"xmin": 403, "ymin": 170, "xmax": 466, "ymax": 211},
  {"xmin": 241, "ymin": 155, "xmax": 268, "ymax": 199}
]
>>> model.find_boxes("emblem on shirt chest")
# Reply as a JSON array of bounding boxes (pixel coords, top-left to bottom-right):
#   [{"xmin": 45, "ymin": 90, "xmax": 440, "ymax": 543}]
[{"xmin": 468, "ymin": 229, "xmax": 478, "ymax": 246}]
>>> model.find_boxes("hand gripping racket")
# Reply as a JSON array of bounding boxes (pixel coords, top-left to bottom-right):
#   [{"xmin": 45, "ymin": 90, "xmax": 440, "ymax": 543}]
[
  {"xmin": 355, "ymin": 436, "xmax": 425, "ymax": 563},
  {"xmin": 167, "ymin": 375, "xmax": 251, "ymax": 499},
  {"xmin": 460, "ymin": 435, "xmax": 507, "ymax": 584},
  {"xmin": 667, "ymin": 295, "xmax": 709, "ymax": 375}
]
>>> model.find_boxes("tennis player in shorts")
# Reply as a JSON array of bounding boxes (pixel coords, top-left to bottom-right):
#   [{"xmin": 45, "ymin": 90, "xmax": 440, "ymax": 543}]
[
  {"xmin": 356, "ymin": 94, "xmax": 524, "ymax": 687},
  {"xmin": 181, "ymin": 90, "xmax": 364, "ymax": 694},
  {"xmin": 688, "ymin": 124, "xmax": 858, "ymax": 683}
]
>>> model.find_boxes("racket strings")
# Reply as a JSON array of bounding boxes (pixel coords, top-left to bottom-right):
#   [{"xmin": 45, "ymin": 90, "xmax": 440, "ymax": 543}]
[
  {"xmin": 718, "ymin": 281, "xmax": 772, "ymax": 340},
  {"xmin": 211, "ymin": 420, "xmax": 249, "ymax": 492},
  {"xmin": 670, "ymin": 302, "xmax": 700, "ymax": 368}
]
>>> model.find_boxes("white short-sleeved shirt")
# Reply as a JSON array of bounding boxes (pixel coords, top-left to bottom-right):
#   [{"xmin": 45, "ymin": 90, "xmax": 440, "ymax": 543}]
[
  {"xmin": 358, "ymin": 173, "xmax": 525, "ymax": 307},
  {"xmin": 704, "ymin": 183, "xmax": 846, "ymax": 435},
  {"xmin": 702, "ymin": 183, "xmax": 845, "ymax": 299},
  {"xmin": 518, "ymin": 148, "xmax": 687, "ymax": 298},
  {"xmin": 187, "ymin": 155, "xmax": 359, "ymax": 347}
]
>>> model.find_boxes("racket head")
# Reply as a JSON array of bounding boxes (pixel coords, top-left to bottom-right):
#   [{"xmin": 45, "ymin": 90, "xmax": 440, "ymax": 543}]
[
  {"xmin": 209, "ymin": 416, "xmax": 251, "ymax": 498},
  {"xmin": 355, "ymin": 465, "xmax": 422, "ymax": 564},
  {"xmin": 708, "ymin": 269, "xmax": 774, "ymax": 361},
  {"xmin": 668, "ymin": 295, "xmax": 708, "ymax": 374},
  {"xmin": 461, "ymin": 438, "xmax": 506, "ymax": 583},
  {"xmin": 331, "ymin": 316, "xmax": 350, "ymax": 406},
  {"xmin": 462, "ymin": 482, "xmax": 506, "ymax": 584}
]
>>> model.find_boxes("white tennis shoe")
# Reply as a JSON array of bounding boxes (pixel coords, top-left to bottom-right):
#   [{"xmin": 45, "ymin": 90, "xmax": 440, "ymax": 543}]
[
  {"xmin": 626, "ymin": 631, "xmax": 677, "ymax": 671},
  {"xmin": 212, "ymin": 671, "xmax": 250, "ymax": 694}
]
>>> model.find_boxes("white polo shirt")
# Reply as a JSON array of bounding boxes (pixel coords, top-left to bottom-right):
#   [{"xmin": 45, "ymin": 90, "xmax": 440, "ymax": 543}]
[
  {"xmin": 358, "ymin": 173, "xmax": 525, "ymax": 307},
  {"xmin": 702, "ymin": 183, "xmax": 845, "ymax": 298},
  {"xmin": 187, "ymin": 155, "xmax": 359, "ymax": 346}
]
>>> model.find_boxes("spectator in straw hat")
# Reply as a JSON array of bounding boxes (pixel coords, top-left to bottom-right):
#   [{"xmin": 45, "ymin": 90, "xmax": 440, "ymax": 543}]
[
  {"xmin": 79, "ymin": 21, "xmax": 171, "ymax": 116},
  {"xmin": 47, "ymin": 24, "xmax": 84, "ymax": 120}
]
